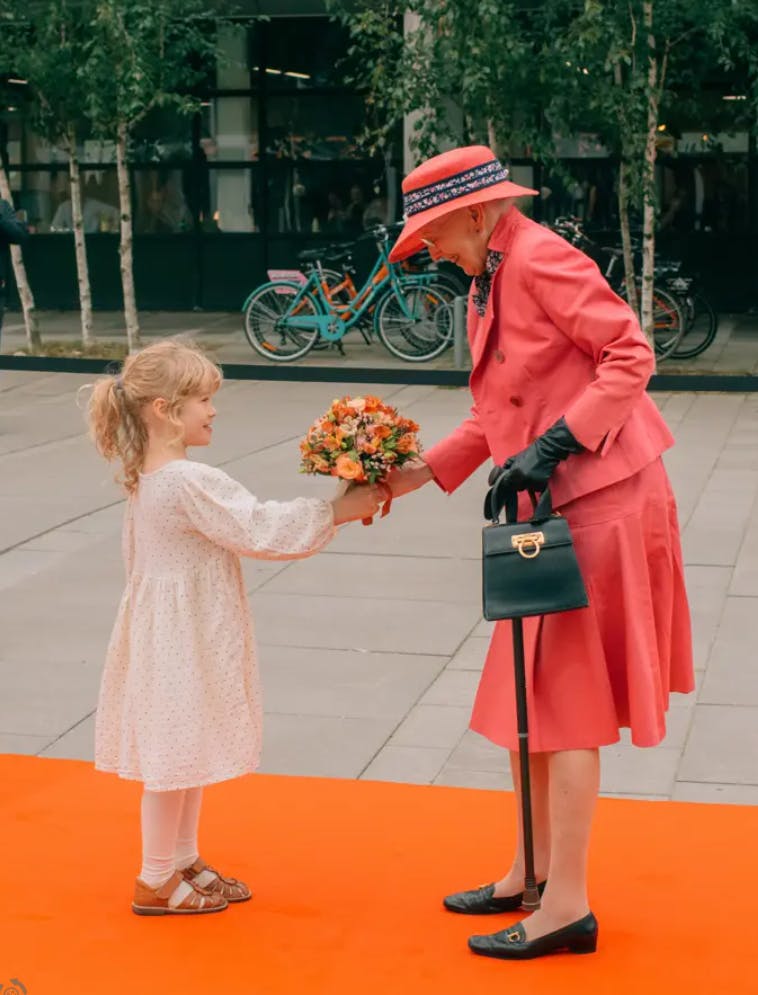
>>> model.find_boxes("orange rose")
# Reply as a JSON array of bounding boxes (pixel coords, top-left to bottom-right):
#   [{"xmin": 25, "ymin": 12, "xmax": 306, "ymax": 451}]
[
  {"xmin": 335, "ymin": 454, "xmax": 364, "ymax": 480},
  {"xmin": 371, "ymin": 424, "xmax": 392, "ymax": 440},
  {"xmin": 396, "ymin": 433, "xmax": 417, "ymax": 454}
]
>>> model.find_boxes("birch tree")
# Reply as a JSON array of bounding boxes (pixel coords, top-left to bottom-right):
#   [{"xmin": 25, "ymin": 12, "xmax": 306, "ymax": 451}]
[
  {"xmin": 82, "ymin": 0, "xmax": 216, "ymax": 351},
  {"xmin": 1, "ymin": 0, "xmax": 97, "ymax": 345},
  {"xmin": 551, "ymin": 0, "xmax": 745, "ymax": 343},
  {"xmin": 0, "ymin": 165, "xmax": 40, "ymax": 350}
]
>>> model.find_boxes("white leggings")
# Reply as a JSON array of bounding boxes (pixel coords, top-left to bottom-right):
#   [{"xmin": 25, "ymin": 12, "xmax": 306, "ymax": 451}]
[{"xmin": 140, "ymin": 787, "xmax": 204, "ymax": 888}]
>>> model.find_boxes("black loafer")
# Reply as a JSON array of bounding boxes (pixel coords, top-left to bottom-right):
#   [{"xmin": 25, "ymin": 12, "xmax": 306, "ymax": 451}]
[
  {"xmin": 468, "ymin": 911, "xmax": 598, "ymax": 959},
  {"xmin": 443, "ymin": 880, "xmax": 547, "ymax": 915}
]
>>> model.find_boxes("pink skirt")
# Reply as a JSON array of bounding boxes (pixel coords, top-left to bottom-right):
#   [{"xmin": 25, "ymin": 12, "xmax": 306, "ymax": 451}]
[{"xmin": 470, "ymin": 458, "xmax": 694, "ymax": 752}]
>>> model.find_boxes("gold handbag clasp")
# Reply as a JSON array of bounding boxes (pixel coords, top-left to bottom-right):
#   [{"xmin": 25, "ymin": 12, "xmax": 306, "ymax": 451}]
[{"xmin": 511, "ymin": 531, "xmax": 545, "ymax": 559}]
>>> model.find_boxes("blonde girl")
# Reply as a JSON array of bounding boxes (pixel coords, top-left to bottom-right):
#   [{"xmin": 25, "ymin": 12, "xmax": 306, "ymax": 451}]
[{"xmin": 87, "ymin": 339, "xmax": 386, "ymax": 916}]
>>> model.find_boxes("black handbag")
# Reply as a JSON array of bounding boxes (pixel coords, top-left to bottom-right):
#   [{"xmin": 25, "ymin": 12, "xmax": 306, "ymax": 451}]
[{"xmin": 481, "ymin": 480, "xmax": 589, "ymax": 621}]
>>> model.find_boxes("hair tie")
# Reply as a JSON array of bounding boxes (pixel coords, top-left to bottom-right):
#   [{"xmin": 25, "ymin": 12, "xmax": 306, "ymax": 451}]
[{"xmin": 114, "ymin": 375, "xmax": 124, "ymax": 393}]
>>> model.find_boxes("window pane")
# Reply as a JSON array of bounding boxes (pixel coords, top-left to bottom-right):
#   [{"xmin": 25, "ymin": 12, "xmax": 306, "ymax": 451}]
[
  {"xmin": 134, "ymin": 168, "xmax": 194, "ymax": 233},
  {"xmin": 200, "ymin": 167, "xmax": 261, "ymax": 232},
  {"xmin": 265, "ymin": 94, "xmax": 365, "ymax": 161},
  {"xmin": 216, "ymin": 22, "xmax": 256, "ymax": 90},
  {"xmin": 200, "ymin": 97, "xmax": 259, "ymax": 162},
  {"xmin": 0, "ymin": 111, "xmax": 23, "ymax": 166},
  {"xmin": 9, "ymin": 167, "xmax": 120, "ymax": 233},
  {"xmin": 540, "ymin": 161, "xmax": 618, "ymax": 229},
  {"xmin": 266, "ymin": 161, "xmax": 399, "ymax": 235},
  {"xmin": 131, "ymin": 107, "xmax": 193, "ymax": 162},
  {"xmin": 262, "ymin": 19, "xmax": 350, "ymax": 90}
]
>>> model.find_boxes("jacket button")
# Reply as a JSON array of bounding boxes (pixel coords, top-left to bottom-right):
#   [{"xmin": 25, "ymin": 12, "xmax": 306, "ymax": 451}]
[
  {"xmin": 509, "ymin": 395, "xmax": 524, "ymax": 407},
  {"xmin": 493, "ymin": 349, "xmax": 505, "ymax": 363}
]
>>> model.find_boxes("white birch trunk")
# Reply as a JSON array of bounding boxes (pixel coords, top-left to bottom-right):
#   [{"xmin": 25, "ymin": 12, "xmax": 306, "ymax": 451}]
[
  {"xmin": 617, "ymin": 158, "xmax": 639, "ymax": 317},
  {"xmin": 640, "ymin": 0, "xmax": 657, "ymax": 352},
  {"xmin": 115, "ymin": 121, "xmax": 140, "ymax": 351},
  {"xmin": 0, "ymin": 165, "xmax": 41, "ymax": 351},
  {"xmin": 67, "ymin": 144, "xmax": 94, "ymax": 345}
]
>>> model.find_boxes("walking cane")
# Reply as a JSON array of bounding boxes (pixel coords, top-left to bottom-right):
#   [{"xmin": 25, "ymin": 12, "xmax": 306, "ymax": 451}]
[{"xmin": 511, "ymin": 616, "xmax": 541, "ymax": 912}]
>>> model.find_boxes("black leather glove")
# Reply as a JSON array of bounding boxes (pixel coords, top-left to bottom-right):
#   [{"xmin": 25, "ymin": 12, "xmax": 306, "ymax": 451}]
[{"xmin": 488, "ymin": 417, "xmax": 584, "ymax": 492}]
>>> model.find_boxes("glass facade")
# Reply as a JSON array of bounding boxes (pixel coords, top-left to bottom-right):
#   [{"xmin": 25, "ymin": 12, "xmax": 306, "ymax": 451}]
[
  {"xmin": 0, "ymin": 10, "xmax": 755, "ymax": 320},
  {"xmin": 0, "ymin": 15, "xmax": 403, "ymax": 311}
]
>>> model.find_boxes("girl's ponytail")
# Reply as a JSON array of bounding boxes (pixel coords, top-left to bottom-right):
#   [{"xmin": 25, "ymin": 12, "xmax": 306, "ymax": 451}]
[{"xmin": 87, "ymin": 374, "xmax": 148, "ymax": 493}]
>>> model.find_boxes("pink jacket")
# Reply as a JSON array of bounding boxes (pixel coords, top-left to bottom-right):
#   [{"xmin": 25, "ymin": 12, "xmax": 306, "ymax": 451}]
[{"xmin": 424, "ymin": 208, "xmax": 674, "ymax": 508}]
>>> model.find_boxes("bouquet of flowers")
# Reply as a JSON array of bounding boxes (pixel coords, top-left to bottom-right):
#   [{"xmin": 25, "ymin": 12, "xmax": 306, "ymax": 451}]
[{"xmin": 300, "ymin": 395, "xmax": 422, "ymax": 523}]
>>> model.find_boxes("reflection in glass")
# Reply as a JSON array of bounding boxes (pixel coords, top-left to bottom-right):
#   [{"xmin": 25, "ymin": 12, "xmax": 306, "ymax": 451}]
[
  {"xmin": 265, "ymin": 95, "xmax": 364, "ymax": 161},
  {"xmin": 200, "ymin": 98, "xmax": 259, "ymax": 162},
  {"xmin": 262, "ymin": 19, "xmax": 350, "ymax": 90},
  {"xmin": 200, "ymin": 168, "xmax": 259, "ymax": 232},
  {"xmin": 12, "ymin": 168, "xmax": 120, "ymax": 233},
  {"xmin": 135, "ymin": 169, "xmax": 193, "ymax": 233},
  {"xmin": 266, "ymin": 162, "xmax": 399, "ymax": 236}
]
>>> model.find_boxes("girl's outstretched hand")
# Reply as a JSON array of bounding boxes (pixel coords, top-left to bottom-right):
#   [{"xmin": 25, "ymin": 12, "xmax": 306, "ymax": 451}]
[{"xmin": 331, "ymin": 481, "xmax": 391, "ymax": 526}]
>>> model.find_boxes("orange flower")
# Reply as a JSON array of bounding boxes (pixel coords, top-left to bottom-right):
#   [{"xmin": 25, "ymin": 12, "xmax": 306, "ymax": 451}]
[
  {"xmin": 310, "ymin": 454, "xmax": 330, "ymax": 473},
  {"xmin": 323, "ymin": 435, "xmax": 342, "ymax": 452},
  {"xmin": 335, "ymin": 454, "xmax": 364, "ymax": 480},
  {"xmin": 395, "ymin": 434, "xmax": 416, "ymax": 454},
  {"xmin": 371, "ymin": 424, "xmax": 392, "ymax": 440}
]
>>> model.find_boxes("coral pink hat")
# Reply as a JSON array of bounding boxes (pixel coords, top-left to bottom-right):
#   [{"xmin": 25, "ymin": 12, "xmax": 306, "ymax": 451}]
[{"xmin": 389, "ymin": 145, "xmax": 538, "ymax": 262}]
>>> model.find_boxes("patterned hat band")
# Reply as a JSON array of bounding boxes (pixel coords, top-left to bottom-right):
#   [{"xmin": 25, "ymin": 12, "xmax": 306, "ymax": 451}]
[{"xmin": 403, "ymin": 160, "xmax": 510, "ymax": 218}]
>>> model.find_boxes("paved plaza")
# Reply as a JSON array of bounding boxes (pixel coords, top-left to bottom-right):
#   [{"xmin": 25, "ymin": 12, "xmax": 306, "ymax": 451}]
[
  {"xmin": 2, "ymin": 308, "xmax": 758, "ymax": 373},
  {"xmin": 1, "ymin": 370, "xmax": 757, "ymax": 803}
]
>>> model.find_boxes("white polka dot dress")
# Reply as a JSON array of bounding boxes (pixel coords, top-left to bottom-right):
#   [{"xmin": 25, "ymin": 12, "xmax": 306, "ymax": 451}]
[{"xmin": 94, "ymin": 459, "xmax": 335, "ymax": 792}]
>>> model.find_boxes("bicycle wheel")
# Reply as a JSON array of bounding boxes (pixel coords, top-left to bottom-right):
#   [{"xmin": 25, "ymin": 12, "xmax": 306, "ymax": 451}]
[
  {"xmin": 650, "ymin": 287, "xmax": 686, "ymax": 359},
  {"xmin": 670, "ymin": 292, "xmax": 718, "ymax": 359},
  {"xmin": 425, "ymin": 273, "xmax": 467, "ymax": 303},
  {"xmin": 374, "ymin": 285, "xmax": 452, "ymax": 362},
  {"xmin": 621, "ymin": 284, "xmax": 684, "ymax": 360},
  {"xmin": 243, "ymin": 281, "xmax": 321, "ymax": 362}
]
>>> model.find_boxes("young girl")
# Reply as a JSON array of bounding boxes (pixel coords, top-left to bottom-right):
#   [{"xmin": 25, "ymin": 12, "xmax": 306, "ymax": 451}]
[{"xmin": 87, "ymin": 339, "xmax": 386, "ymax": 916}]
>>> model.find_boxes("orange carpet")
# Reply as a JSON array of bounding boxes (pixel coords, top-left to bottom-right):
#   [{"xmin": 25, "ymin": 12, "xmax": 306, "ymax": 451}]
[{"xmin": 1, "ymin": 755, "xmax": 756, "ymax": 995}]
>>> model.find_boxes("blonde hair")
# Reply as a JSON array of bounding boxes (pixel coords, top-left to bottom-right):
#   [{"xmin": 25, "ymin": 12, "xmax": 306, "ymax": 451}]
[{"xmin": 86, "ymin": 339, "xmax": 222, "ymax": 493}]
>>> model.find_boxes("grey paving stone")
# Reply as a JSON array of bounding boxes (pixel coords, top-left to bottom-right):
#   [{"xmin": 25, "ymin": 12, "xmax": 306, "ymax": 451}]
[
  {"xmin": 389, "ymin": 704, "xmax": 471, "ymax": 750},
  {"xmin": 434, "ymin": 768, "xmax": 513, "ymax": 790},
  {"xmin": 258, "ymin": 713, "xmax": 394, "ymax": 778},
  {"xmin": 679, "ymin": 705, "xmax": 758, "ymax": 784},
  {"xmin": 253, "ymin": 592, "xmax": 481, "ymax": 656},
  {"xmin": 419, "ymin": 669, "xmax": 481, "ymax": 708},
  {"xmin": 444, "ymin": 729, "xmax": 510, "ymax": 774},
  {"xmin": 683, "ymin": 565, "xmax": 732, "ymax": 671},
  {"xmin": 261, "ymin": 552, "xmax": 482, "ymax": 604},
  {"xmin": 599, "ymin": 744, "xmax": 681, "ymax": 796},
  {"xmin": 448, "ymin": 636, "xmax": 489, "ymax": 672},
  {"xmin": 672, "ymin": 781, "xmax": 758, "ymax": 804},
  {"xmin": 39, "ymin": 713, "xmax": 95, "ymax": 760},
  {"xmin": 730, "ymin": 512, "xmax": 758, "ymax": 596},
  {"xmin": 0, "ymin": 660, "xmax": 99, "ymax": 737},
  {"xmin": 260, "ymin": 646, "xmax": 446, "ymax": 719},
  {"xmin": 700, "ymin": 597, "xmax": 758, "ymax": 705},
  {"xmin": 0, "ymin": 732, "xmax": 51, "ymax": 755},
  {"xmin": 361, "ymin": 745, "xmax": 451, "ymax": 784}
]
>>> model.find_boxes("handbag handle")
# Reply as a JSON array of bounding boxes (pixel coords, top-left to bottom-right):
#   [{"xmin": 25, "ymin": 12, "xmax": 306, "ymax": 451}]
[{"xmin": 484, "ymin": 474, "xmax": 554, "ymax": 524}]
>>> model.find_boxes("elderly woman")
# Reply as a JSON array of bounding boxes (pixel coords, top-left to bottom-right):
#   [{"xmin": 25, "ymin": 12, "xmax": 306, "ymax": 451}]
[{"xmin": 387, "ymin": 146, "xmax": 693, "ymax": 960}]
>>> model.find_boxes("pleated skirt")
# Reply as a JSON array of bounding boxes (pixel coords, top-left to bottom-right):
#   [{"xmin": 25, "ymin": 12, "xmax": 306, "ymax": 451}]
[{"xmin": 470, "ymin": 458, "xmax": 694, "ymax": 752}]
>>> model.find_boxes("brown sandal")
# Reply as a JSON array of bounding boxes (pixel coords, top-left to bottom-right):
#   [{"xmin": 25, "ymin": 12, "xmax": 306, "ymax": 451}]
[
  {"xmin": 181, "ymin": 858, "xmax": 252, "ymax": 903},
  {"xmin": 132, "ymin": 870, "xmax": 228, "ymax": 916}
]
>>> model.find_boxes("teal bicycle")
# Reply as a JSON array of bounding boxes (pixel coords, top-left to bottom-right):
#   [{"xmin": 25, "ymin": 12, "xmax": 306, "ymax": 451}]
[{"xmin": 242, "ymin": 225, "xmax": 452, "ymax": 362}]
